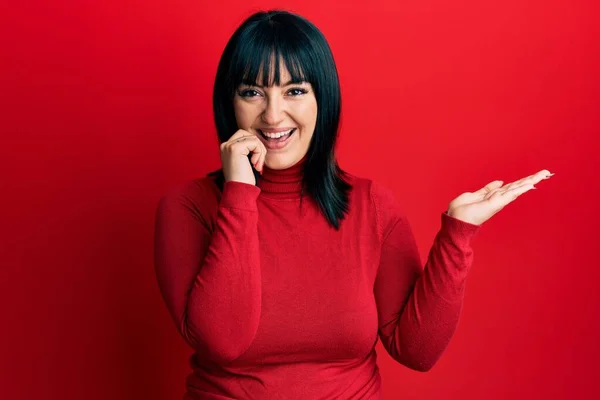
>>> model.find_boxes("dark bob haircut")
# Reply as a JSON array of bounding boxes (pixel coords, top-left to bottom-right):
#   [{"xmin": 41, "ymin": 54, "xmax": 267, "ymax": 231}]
[{"xmin": 207, "ymin": 9, "xmax": 352, "ymax": 230}]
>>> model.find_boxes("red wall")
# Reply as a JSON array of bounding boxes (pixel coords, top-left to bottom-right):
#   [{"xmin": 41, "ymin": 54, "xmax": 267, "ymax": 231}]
[{"xmin": 2, "ymin": 1, "xmax": 598, "ymax": 399}]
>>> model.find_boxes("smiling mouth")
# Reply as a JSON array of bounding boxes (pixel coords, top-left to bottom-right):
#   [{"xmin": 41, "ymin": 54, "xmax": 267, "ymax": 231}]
[{"xmin": 258, "ymin": 128, "xmax": 296, "ymax": 141}]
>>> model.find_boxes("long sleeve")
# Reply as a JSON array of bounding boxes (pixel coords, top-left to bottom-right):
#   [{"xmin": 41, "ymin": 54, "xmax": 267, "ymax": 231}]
[
  {"xmin": 371, "ymin": 180, "xmax": 481, "ymax": 372},
  {"xmin": 153, "ymin": 179, "xmax": 262, "ymax": 364}
]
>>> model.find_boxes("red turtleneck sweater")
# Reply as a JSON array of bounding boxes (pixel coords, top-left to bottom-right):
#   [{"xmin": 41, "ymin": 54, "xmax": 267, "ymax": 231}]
[{"xmin": 153, "ymin": 155, "xmax": 481, "ymax": 399}]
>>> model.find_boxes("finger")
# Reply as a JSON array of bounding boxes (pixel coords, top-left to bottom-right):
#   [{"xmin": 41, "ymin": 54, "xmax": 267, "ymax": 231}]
[
  {"xmin": 474, "ymin": 180, "xmax": 504, "ymax": 196},
  {"xmin": 259, "ymin": 142, "xmax": 267, "ymax": 171},
  {"xmin": 226, "ymin": 133, "xmax": 258, "ymax": 147},
  {"xmin": 249, "ymin": 138, "xmax": 266, "ymax": 172},
  {"xmin": 228, "ymin": 129, "xmax": 252, "ymax": 141},
  {"xmin": 222, "ymin": 135, "xmax": 250, "ymax": 152},
  {"xmin": 503, "ymin": 169, "xmax": 553, "ymax": 191},
  {"xmin": 241, "ymin": 136, "xmax": 261, "ymax": 165},
  {"xmin": 492, "ymin": 183, "xmax": 535, "ymax": 206},
  {"xmin": 226, "ymin": 134, "xmax": 257, "ymax": 148},
  {"xmin": 220, "ymin": 130, "xmax": 267, "ymax": 172},
  {"xmin": 250, "ymin": 145, "xmax": 261, "ymax": 166},
  {"xmin": 222, "ymin": 129, "xmax": 257, "ymax": 150},
  {"xmin": 233, "ymin": 136, "xmax": 262, "ymax": 160}
]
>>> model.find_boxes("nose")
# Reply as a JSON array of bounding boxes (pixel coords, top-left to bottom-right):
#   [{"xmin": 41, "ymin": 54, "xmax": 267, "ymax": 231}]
[{"xmin": 261, "ymin": 96, "xmax": 285, "ymax": 125}]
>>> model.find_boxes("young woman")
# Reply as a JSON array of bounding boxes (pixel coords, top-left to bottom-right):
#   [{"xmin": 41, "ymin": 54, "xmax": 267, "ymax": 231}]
[{"xmin": 153, "ymin": 9, "xmax": 553, "ymax": 399}]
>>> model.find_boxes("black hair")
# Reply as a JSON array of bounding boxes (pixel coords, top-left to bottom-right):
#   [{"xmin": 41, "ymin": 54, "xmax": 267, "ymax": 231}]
[{"xmin": 207, "ymin": 9, "xmax": 352, "ymax": 230}]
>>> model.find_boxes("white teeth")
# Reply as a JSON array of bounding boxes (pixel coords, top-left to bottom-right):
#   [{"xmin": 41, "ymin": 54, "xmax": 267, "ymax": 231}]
[{"xmin": 261, "ymin": 129, "xmax": 293, "ymax": 138}]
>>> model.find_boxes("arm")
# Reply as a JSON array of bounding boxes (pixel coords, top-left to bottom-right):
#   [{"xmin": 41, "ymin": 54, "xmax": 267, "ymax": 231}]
[
  {"xmin": 153, "ymin": 179, "xmax": 262, "ymax": 363},
  {"xmin": 372, "ymin": 181, "xmax": 481, "ymax": 371}
]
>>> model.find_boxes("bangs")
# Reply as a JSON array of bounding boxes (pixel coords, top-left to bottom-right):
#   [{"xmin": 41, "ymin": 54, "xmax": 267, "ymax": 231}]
[
  {"xmin": 211, "ymin": 10, "xmax": 348, "ymax": 229},
  {"xmin": 230, "ymin": 22, "xmax": 311, "ymax": 88}
]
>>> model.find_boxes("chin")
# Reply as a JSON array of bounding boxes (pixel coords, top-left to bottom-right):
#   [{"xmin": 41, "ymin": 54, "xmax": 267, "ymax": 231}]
[{"xmin": 265, "ymin": 154, "xmax": 297, "ymax": 170}]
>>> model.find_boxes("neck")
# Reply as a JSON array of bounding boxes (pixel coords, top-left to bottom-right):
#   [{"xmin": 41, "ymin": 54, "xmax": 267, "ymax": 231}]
[{"xmin": 258, "ymin": 154, "xmax": 308, "ymax": 200}]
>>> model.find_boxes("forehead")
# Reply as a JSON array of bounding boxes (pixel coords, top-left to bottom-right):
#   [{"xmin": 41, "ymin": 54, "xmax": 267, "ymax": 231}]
[
  {"xmin": 255, "ymin": 58, "xmax": 292, "ymax": 86},
  {"xmin": 240, "ymin": 52, "xmax": 307, "ymax": 87}
]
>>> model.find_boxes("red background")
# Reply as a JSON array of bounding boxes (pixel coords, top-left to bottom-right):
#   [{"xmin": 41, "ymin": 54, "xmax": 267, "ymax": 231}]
[{"xmin": 2, "ymin": 1, "xmax": 599, "ymax": 399}]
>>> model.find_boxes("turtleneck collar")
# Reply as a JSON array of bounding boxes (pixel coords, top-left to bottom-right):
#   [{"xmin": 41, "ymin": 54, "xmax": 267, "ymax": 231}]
[{"xmin": 258, "ymin": 154, "xmax": 308, "ymax": 200}]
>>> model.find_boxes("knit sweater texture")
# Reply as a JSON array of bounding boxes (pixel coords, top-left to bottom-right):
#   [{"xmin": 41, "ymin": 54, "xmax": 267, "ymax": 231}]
[{"xmin": 153, "ymin": 154, "xmax": 481, "ymax": 399}]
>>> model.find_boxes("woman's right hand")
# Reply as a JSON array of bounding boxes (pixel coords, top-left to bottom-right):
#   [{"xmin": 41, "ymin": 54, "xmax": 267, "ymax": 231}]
[{"xmin": 220, "ymin": 129, "xmax": 268, "ymax": 185}]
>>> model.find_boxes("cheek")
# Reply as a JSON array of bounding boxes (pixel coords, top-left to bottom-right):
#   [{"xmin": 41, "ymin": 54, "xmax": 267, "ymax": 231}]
[
  {"xmin": 232, "ymin": 101, "xmax": 244, "ymax": 123},
  {"xmin": 233, "ymin": 100, "xmax": 254, "ymax": 125},
  {"xmin": 294, "ymin": 102, "xmax": 318, "ymax": 126}
]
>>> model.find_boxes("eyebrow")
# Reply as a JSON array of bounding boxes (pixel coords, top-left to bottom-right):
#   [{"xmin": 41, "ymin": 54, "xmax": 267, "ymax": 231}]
[{"xmin": 241, "ymin": 78, "xmax": 307, "ymax": 87}]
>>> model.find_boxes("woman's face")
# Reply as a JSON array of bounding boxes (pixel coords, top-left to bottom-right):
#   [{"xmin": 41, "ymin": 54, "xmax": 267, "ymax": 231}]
[{"xmin": 233, "ymin": 60, "xmax": 317, "ymax": 170}]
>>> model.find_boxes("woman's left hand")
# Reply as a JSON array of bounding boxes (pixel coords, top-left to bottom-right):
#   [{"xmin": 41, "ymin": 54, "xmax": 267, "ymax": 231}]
[{"xmin": 447, "ymin": 169, "xmax": 555, "ymax": 226}]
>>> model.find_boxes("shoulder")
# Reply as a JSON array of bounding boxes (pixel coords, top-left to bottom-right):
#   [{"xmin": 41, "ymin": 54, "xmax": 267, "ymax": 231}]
[
  {"xmin": 156, "ymin": 176, "xmax": 222, "ymax": 220},
  {"xmin": 368, "ymin": 179, "xmax": 405, "ymax": 213},
  {"xmin": 340, "ymin": 170, "xmax": 372, "ymax": 198},
  {"xmin": 342, "ymin": 170, "xmax": 405, "ymax": 213},
  {"xmin": 345, "ymin": 171, "xmax": 408, "ymax": 241}
]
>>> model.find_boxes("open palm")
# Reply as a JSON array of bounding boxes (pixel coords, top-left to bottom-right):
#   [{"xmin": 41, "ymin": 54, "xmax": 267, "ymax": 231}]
[{"xmin": 447, "ymin": 169, "xmax": 554, "ymax": 226}]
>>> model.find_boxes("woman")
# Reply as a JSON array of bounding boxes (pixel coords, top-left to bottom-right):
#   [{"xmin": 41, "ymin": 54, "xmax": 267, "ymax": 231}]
[{"xmin": 153, "ymin": 9, "xmax": 553, "ymax": 399}]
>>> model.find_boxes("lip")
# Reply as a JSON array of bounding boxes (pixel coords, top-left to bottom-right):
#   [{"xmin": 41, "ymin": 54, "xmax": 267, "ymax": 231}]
[
  {"xmin": 258, "ymin": 127, "xmax": 296, "ymax": 133},
  {"xmin": 257, "ymin": 128, "xmax": 296, "ymax": 150}
]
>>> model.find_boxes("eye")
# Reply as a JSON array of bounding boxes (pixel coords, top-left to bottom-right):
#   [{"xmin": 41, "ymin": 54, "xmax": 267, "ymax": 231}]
[
  {"xmin": 288, "ymin": 88, "xmax": 308, "ymax": 96},
  {"xmin": 238, "ymin": 89, "xmax": 260, "ymax": 98},
  {"xmin": 237, "ymin": 87, "xmax": 309, "ymax": 98}
]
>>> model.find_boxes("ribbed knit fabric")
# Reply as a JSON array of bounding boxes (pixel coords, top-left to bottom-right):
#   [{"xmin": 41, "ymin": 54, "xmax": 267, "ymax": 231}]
[{"xmin": 153, "ymin": 154, "xmax": 481, "ymax": 399}]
